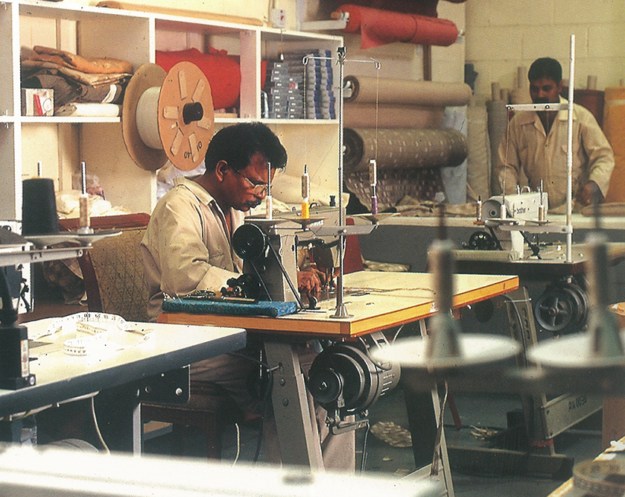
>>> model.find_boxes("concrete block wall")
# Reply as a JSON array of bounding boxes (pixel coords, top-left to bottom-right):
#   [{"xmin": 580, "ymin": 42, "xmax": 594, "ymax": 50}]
[{"xmin": 466, "ymin": 0, "xmax": 625, "ymax": 104}]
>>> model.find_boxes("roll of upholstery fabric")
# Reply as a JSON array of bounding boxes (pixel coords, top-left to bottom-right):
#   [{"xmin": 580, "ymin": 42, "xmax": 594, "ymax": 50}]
[
  {"xmin": 334, "ymin": 5, "xmax": 459, "ymax": 49},
  {"xmin": 344, "ymin": 103, "xmax": 445, "ymax": 128},
  {"xmin": 343, "ymin": 127, "xmax": 468, "ymax": 174},
  {"xmin": 466, "ymin": 103, "xmax": 491, "ymax": 201},
  {"xmin": 345, "ymin": 165, "xmax": 445, "ymax": 212},
  {"xmin": 604, "ymin": 87, "xmax": 625, "ymax": 202},
  {"xmin": 486, "ymin": 99, "xmax": 508, "ymax": 195},
  {"xmin": 344, "ymin": 75, "xmax": 472, "ymax": 107},
  {"xmin": 156, "ymin": 48, "xmax": 268, "ymax": 110}
]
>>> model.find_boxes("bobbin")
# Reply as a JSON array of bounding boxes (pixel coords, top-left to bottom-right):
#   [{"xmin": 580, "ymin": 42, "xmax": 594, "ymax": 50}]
[{"xmin": 122, "ymin": 61, "xmax": 215, "ymax": 172}]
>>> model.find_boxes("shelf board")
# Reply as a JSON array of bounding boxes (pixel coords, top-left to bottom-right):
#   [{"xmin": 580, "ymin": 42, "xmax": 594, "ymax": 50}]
[
  {"xmin": 19, "ymin": 0, "xmax": 150, "ymax": 22},
  {"xmin": 260, "ymin": 119, "xmax": 339, "ymax": 125},
  {"xmin": 20, "ymin": 116, "xmax": 121, "ymax": 124},
  {"xmin": 215, "ymin": 117, "xmax": 339, "ymax": 125}
]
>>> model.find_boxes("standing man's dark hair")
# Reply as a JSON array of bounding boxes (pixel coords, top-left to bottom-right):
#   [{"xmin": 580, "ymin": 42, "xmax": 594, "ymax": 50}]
[
  {"xmin": 205, "ymin": 122, "xmax": 288, "ymax": 172},
  {"xmin": 528, "ymin": 57, "xmax": 563, "ymax": 84}
]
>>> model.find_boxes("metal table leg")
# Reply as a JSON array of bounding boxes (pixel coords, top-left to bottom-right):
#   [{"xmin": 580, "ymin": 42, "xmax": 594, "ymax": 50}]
[{"xmin": 264, "ymin": 340, "xmax": 324, "ymax": 470}]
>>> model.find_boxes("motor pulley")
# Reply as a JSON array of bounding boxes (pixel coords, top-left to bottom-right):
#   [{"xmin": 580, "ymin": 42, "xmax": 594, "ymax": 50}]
[
  {"xmin": 307, "ymin": 332, "xmax": 400, "ymax": 422},
  {"xmin": 534, "ymin": 279, "xmax": 589, "ymax": 335},
  {"xmin": 464, "ymin": 230, "xmax": 498, "ymax": 251}
]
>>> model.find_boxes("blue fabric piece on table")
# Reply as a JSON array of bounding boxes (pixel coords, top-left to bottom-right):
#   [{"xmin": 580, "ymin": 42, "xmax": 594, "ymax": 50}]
[{"xmin": 162, "ymin": 298, "xmax": 298, "ymax": 317}]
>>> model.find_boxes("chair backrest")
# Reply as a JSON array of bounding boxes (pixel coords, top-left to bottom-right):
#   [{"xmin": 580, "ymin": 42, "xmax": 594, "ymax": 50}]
[
  {"xmin": 84, "ymin": 228, "xmax": 150, "ymax": 322},
  {"xmin": 68, "ymin": 214, "xmax": 151, "ymax": 322}
]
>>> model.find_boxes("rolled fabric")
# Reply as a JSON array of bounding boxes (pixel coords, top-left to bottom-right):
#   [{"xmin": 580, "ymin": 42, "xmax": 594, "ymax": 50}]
[
  {"xmin": 344, "ymin": 75, "xmax": 471, "ymax": 108},
  {"xmin": 335, "ymin": 4, "xmax": 459, "ymax": 49},
  {"xmin": 486, "ymin": 99, "xmax": 508, "ymax": 195},
  {"xmin": 466, "ymin": 104, "xmax": 491, "ymax": 201},
  {"xmin": 345, "ymin": 166, "xmax": 444, "ymax": 211},
  {"xmin": 344, "ymin": 103, "xmax": 445, "ymax": 128},
  {"xmin": 343, "ymin": 127, "xmax": 468, "ymax": 174},
  {"xmin": 510, "ymin": 88, "xmax": 531, "ymax": 104},
  {"xmin": 604, "ymin": 87, "xmax": 625, "ymax": 202},
  {"xmin": 156, "ymin": 48, "xmax": 241, "ymax": 110}
]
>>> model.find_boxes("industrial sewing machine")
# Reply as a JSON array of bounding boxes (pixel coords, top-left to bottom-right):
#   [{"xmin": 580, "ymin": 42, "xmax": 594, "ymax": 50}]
[
  {"xmin": 228, "ymin": 207, "xmax": 401, "ymax": 434},
  {"xmin": 475, "ymin": 189, "xmax": 548, "ymax": 259}
]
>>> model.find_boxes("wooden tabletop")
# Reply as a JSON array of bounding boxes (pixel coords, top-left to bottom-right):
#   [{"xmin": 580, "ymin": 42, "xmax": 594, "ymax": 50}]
[{"xmin": 158, "ymin": 271, "xmax": 519, "ymax": 338}]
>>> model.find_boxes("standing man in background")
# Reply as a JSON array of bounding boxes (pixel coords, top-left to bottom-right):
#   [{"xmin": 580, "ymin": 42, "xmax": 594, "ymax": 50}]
[{"xmin": 495, "ymin": 57, "xmax": 614, "ymax": 210}]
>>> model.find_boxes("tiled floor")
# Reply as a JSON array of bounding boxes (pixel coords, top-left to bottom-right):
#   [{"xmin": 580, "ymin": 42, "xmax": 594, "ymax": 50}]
[{"xmin": 143, "ymin": 386, "xmax": 603, "ymax": 496}]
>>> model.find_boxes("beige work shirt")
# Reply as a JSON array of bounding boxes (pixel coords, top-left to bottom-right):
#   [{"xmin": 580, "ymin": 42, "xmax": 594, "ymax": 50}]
[
  {"xmin": 495, "ymin": 97, "xmax": 614, "ymax": 209},
  {"xmin": 141, "ymin": 177, "xmax": 245, "ymax": 321}
]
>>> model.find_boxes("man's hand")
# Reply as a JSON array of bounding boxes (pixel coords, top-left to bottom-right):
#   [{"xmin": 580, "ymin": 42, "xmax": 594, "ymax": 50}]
[
  {"xmin": 576, "ymin": 180, "xmax": 604, "ymax": 206},
  {"xmin": 297, "ymin": 267, "xmax": 325, "ymax": 295}
]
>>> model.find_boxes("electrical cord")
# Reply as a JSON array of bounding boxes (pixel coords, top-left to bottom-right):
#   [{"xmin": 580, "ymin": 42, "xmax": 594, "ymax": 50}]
[
  {"xmin": 232, "ymin": 423, "xmax": 241, "ymax": 466},
  {"xmin": 392, "ymin": 324, "xmax": 405, "ymax": 344},
  {"xmin": 501, "ymin": 294, "xmax": 530, "ymax": 367},
  {"xmin": 227, "ymin": 351, "xmax": 275, "ymax": 464},
  {"xmin": 90, "ymin": 396, "xmax": 110, "ymax": 454},
  {"xmin": 253, "ymin": 368, "xmax": 274, "ymax": 464},
  {"xmin": 359, "ymin": 420, "xmax": 371, "ymax": 473}
]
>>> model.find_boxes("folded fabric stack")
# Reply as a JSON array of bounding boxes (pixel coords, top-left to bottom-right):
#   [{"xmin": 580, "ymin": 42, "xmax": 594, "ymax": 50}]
[{"xmin": 21, "ymin": 46, "xmax": 133, "ymax": 116}]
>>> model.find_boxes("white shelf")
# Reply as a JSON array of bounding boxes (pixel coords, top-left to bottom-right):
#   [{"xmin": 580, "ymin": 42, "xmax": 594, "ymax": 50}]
[
  {"xmin": 21, "ymin": 117, "xmax": 121, "ymax": 124},
  {"xmin": 2, "ymin": 0, "xmax": 343, "ymax": 222},
  {"xmin": 260, "ymin": 119, "xmax": 339, "ymax": 125}
]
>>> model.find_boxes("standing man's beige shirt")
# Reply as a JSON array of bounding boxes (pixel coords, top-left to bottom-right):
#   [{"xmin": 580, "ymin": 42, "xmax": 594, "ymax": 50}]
[{"xmin": 495, "ymin": 96, "xmax": 614, "ymax": 209}]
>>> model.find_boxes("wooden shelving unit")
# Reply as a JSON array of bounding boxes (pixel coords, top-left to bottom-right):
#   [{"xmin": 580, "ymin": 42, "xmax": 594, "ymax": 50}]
[{"xmin": 1, "ymin": 0, "xmax": 343, "ymax": 222}]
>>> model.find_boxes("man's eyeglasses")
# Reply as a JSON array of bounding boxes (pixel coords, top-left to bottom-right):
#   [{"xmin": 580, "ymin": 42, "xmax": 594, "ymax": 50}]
[{"xmin": 231, "ymin": 167, "xmax": 270, "ymax": 196}]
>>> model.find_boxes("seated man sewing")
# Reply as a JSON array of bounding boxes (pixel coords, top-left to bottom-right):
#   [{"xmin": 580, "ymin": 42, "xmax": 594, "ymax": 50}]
[
  {"xmin": 494, "ymin": 57, "xmax": 614, "ymax": 210},
  {"xmin": 140, "ymin": 122, "xmax": 354, "ymax": 468}
]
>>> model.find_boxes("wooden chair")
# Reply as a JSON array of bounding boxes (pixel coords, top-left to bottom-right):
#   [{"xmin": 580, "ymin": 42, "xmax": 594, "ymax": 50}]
[{"xmin": 63, "ymin": 214, "xmax": 242, "ymax": 459}]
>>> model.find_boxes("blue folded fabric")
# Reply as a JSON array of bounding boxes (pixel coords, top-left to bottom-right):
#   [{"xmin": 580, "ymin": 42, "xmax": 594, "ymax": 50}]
[{"xmin": 162, "ymin": 298, "xmax": 298, "ymax": 317}]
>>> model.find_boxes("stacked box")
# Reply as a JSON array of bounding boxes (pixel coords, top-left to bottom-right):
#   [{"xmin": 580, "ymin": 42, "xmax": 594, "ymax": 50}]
[
  {"xmin": 263, "ymin": 49, "xmax": 336, "ymax": 120},
  {"xmin": 264, "ymin": 60, "xmax": 305, "ymax": 119}
]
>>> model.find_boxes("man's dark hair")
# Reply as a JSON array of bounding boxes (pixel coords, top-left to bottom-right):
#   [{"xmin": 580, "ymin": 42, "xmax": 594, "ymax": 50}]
[
  {"xmin": 528, "ymin": 57, "xmax": 562, "ymax": 83},
  {"xmin": 204, "ymin": 122, "xmax": 288, "ymax": 172}
]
